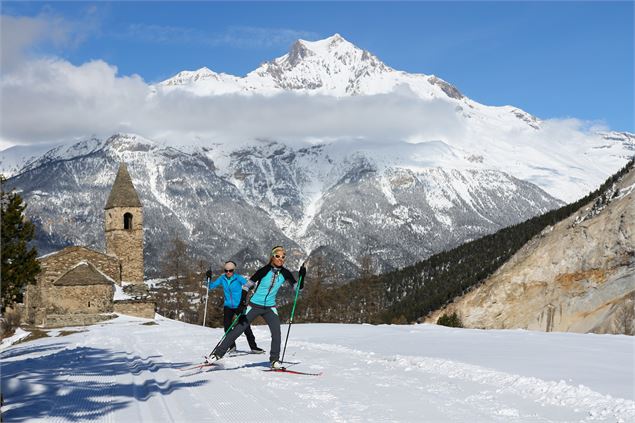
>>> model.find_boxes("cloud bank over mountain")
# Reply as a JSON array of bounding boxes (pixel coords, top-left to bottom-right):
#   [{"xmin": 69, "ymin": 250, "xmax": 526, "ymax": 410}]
[
  {"xmin": 0, "ymin": 18, "xmax": 623, "ymax": 152},
  {"xmin": 1, "ymin": 56, "xmax": 467, "ymax": 147},
  {"xmin": 0, "ymin": 52, "xmax": 616, "ymax": 150}
]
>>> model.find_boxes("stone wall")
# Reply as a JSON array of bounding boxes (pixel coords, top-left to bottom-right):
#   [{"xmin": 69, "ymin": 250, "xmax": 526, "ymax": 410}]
[
  {"xmin": 45, "ymin": 313, "xmax": 117, "ymax": 328},
  {"xmin": 50, "ymin": 285, "xmax": 114, "ymax": 315},
  {"xmin": 26, "ymin": 247, "xmax": 120, "ymax": 325},
  {"xmin": 114, "ymin": 300, "xmax": 155, "ymax": 319},
  {"xmin": 105, "ymin": 206, "xmax": 144, "ymax": 283}
]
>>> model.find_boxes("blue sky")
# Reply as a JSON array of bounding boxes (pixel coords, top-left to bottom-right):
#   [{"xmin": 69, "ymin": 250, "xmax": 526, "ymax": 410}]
[{"xmin": 1, "ymin": 1, "xmax": 633, "ymax": 134}]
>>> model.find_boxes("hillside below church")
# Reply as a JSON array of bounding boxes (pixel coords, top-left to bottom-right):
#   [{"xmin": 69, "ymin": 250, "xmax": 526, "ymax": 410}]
[{"xmin": 425, "ymin": 161, "xmax": 635, "ymax": 334}]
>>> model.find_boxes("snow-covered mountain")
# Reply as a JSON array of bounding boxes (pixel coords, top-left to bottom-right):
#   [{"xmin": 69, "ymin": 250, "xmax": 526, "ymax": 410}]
[
  {"xmin": 154, "ymin": 33, "xmax": 633, "ymax": 203},
  {"xmin": 7, "ymin": 134, "xmax": 560, "ymax": 278},
  {"xmin": 3, "ymin": 34, "xmax": 633, "ymax": 279}
]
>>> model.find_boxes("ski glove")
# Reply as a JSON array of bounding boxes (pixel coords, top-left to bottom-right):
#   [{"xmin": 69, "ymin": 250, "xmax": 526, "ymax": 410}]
[
  {"xmin": 205, "ymin": 269, "xmax": 212, "ymax": 280},
  {"xmin": 236, "ymin": 291, "xmax": 248, "ymax": 314},
  {"xmin": 298, "ymin": 265, "xmax": 306, "ymax": 289}
]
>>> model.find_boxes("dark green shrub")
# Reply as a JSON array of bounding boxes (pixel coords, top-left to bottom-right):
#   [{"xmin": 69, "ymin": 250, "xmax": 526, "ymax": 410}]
[{"xmin": 437, "ymin": 312, "xmax": 463, "ymax": 328}]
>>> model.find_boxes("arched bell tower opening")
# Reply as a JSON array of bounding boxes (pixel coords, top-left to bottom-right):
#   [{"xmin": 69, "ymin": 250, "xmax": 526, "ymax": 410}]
[
  {"xmin": 124, "ymin": 212, "xmax": 133, "ymax": 230},
  {"xmin": 104, "ymin": 162, "xmax": 144, "ymax": 284}
]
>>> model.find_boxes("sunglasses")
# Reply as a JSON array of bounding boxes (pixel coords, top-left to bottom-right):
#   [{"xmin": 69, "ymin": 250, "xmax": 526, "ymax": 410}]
[
  {"xmin": 224, "ymin": 269, "xmax": 235, "ymax": 273},
  {"xmin": 273, "ymin": 255, "xmax": 286, "ymax": 260}
]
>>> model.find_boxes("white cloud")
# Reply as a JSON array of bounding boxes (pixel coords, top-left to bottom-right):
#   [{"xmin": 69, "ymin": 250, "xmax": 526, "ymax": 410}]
[
  {"xmin": 1, "ymin": 14, "xmax": 58, "ymax": 72},
  {"xmin": 1, "ymin": 57, "xmax": 149, "ymax": 143},
  {"xmin": 0, "ymin": 54, "xmax": 468, "ymax": 147},
  {"xmin": 0, "ymin": 11, "xmax": 97, "ymax": 73}
]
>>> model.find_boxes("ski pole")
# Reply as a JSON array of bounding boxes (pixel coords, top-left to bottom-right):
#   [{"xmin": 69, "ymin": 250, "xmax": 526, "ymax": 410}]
[
  {"xmin": 281, "ymin": 264, "xmax": 305, "ymax": 364},
  {"xmin": 202, "ymin": 277, "xmax": 210, "ymax": 327}
]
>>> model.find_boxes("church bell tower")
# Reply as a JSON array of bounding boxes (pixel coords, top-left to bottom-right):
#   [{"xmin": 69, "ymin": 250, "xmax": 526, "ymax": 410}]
[{"xmin": 104, "ymin": 162, "xmax": 144, "ymax": 283}]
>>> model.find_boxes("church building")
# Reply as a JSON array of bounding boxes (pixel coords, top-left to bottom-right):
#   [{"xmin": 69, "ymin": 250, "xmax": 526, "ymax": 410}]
[{"xmin": 24, "ymin": 163, "xmax": 155, "ymax": 327}]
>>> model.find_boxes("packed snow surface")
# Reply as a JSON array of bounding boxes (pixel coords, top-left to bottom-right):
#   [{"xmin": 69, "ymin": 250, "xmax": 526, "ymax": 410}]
[{"xmin": 1, "ymin": 315, "xmax": 633, "ymax": 422}]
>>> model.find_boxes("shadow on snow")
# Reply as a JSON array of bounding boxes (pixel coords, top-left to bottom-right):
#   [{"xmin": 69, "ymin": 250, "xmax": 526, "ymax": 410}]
[{"xmin": 1, "ymin": 342, "xmax": 206, "ymax": 422}]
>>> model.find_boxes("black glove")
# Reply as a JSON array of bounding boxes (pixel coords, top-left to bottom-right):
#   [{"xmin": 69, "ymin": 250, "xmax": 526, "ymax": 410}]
[
  {"xmin": 205, "ymin": 269, "xmax": 212, "ymax": 279},
  {"xmin": 236, "ymin": 291, "xmax": 248, "ymax": 314},
  {"xmin": 298, "ymin": 265, "xmax": 306, "ymax": 289}
]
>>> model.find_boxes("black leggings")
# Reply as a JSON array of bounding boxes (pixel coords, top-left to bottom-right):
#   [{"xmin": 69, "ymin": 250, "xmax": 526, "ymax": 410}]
[
  {"xmin": 217, "ymin": 304, "xmax": 281, "ymax": 362},
  {"xmin": 223, "ymin": 306, "xmax": 258, "ymax": 350}
]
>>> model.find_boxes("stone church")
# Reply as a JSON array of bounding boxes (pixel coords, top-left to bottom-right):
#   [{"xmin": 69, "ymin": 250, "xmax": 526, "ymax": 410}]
[{"xmin": 24, "ymin": 163, "xmax": 155, "ymax": 327}]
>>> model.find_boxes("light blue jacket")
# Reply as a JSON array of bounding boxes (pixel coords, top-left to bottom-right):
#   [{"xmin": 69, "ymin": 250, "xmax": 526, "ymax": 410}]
[
  {"xmin": 249, "ymin": 265, "xmax": 297, "ymax": 307},
  {"xmin": 208, "ymin": 274, "xmax": 248, "ymax": 308}
]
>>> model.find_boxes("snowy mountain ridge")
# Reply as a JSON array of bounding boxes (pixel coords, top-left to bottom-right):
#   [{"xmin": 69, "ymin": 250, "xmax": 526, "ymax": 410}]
[
  {"xmin": 155, "ymin": 32, "xmax": 496, "ymax": 131},
  {"xmin": 3, "ymin": 34, "xmax": 633, "ymax": 203},
  {"xmin": 152, "ymin": 33, "xmax": 633, "ymax": 203},
  {"xmin": 7, "ymin": 133, "xmax": 562, "ymax": 279}
]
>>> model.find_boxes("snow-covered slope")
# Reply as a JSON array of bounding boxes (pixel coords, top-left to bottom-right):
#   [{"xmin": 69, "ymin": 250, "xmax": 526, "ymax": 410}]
[
  {"xmin": 1, "ymin": 315, "xmax": 633, "ymax": 422},
  {"xmin": 0, "ymin": 142, "xmax": 63, "ymax": 177}
]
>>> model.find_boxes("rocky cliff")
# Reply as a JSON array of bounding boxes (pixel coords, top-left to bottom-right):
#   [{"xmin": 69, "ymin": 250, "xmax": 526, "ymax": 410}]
[{"xmin": 425, "ymin": 163, "xmax": 635, "ymax": 334}]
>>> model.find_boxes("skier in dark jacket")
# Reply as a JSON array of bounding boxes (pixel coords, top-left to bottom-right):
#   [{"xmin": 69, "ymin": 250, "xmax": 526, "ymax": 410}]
[
  {"xmin": 207, "ymin": 246, "xmax": 306, "ymax": 369},
  {"xmin": 206, "ymin": 260, "xmax": 264, "ymax": 354}
]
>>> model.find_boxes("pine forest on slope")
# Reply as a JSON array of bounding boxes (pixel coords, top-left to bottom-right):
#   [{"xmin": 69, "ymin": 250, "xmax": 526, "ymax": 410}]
[{"xmin": 284, "ymin": 159, "xmax": 635, "ymax": 326}]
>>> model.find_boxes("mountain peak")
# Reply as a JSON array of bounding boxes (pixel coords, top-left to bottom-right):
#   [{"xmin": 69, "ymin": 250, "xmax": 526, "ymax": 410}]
[
  {"xmin": 160, "ymin": 67, "xmax": 219, "ymax": 86},
  {"xmin": 245, "ymin": 34, "xmax": 391, "ymax": 93},
  {"xmin": 291, "ymin": 34, "xmax": 363, "ymax": 63},
  {"xmin": 272, "ymin": 34, "xmax": 381, "ymax": 70},
  {"xmin": 296, "ymin": 33, "xmax": 353, "ymax": 51}
]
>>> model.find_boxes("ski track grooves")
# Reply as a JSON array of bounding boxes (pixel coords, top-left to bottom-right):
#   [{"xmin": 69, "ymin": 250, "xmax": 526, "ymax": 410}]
[
  {"xmin": 293, "ymin": 340, "xmax": 635, "ymax": 423},
  {"xmin": 127, "ymin": 333, "xmax": 176, "ymax": 423}
]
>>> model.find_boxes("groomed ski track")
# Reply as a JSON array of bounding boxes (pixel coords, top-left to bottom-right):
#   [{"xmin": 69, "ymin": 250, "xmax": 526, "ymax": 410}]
[{"xmin": 1, "ymin": 315, "xmax": 633, "ymax": 422}]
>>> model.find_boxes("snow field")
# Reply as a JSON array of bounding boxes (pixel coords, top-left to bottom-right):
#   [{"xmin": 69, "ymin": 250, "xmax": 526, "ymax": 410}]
[{"xmin": 1, "ymin": 315, "xmax": 633, "ymax": 422}]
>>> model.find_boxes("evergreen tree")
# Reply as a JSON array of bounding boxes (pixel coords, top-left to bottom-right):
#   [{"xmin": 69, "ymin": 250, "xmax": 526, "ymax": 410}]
[{"xmin": 1, "ymin": 176, "xmax": 40, "ymax": 312}]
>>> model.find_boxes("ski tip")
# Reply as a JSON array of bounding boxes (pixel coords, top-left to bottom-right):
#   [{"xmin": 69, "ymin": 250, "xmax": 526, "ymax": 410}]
[{"xmin": 264, "ymin": 368, "xmax": 322, "ymax": 376}]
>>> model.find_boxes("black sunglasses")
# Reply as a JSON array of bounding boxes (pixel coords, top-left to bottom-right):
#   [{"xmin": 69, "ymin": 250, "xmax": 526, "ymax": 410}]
[
  {"xmin": 224, "ymin": 269, "xmax": 235, "ymax": 273},
  {"xmin": 274, "ymin": 254, "xmax": 286, "ymax": 260}
]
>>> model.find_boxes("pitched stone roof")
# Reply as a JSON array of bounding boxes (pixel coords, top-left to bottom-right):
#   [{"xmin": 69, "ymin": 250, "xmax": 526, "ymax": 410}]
[
  {"xmin": 38, "ymin": 246, "xmax": 117, "ymax": 262},
  {"xmin": 53, "ymin": 262, "xmax": 114, "ymax": 286},
  {"xmin": 105, "ymin": 162, "xmax": 142, "ymax": 209}
]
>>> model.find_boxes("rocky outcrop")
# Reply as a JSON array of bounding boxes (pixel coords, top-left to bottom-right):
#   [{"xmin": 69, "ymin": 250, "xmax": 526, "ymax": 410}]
[{"xmin": 426, "ymin": 164, "xmax": 635, "ymax": 334}]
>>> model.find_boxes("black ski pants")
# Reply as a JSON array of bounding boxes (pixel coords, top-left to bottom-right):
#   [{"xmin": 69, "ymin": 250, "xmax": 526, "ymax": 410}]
[
  {"xmin": 224, "ymin": 306, "xmax": 258, "ymax": 350},
  {"xmin": 217, "ymin": 304, "xmax": 281, "ymax": 362}
]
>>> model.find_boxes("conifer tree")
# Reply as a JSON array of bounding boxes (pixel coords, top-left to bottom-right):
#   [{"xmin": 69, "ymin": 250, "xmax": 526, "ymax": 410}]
[{"xmin": 1, "ymin": 176, "xmax": 40, "ymax": 312}]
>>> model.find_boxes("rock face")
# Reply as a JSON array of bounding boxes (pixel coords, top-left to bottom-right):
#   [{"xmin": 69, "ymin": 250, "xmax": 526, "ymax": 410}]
[{"xmin": 426, "ymin": 164, "xmax": 635, "ymax": 335}]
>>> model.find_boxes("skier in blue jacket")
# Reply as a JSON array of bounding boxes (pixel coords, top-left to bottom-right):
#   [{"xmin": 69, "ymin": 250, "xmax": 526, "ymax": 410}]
[
  {"xmin": 206, "ymin": 261, "xmax": 264, "ymax": 354},
  {"xmin": 207, "ymin": 246, "xmax": 306, "ymax": 369}
]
